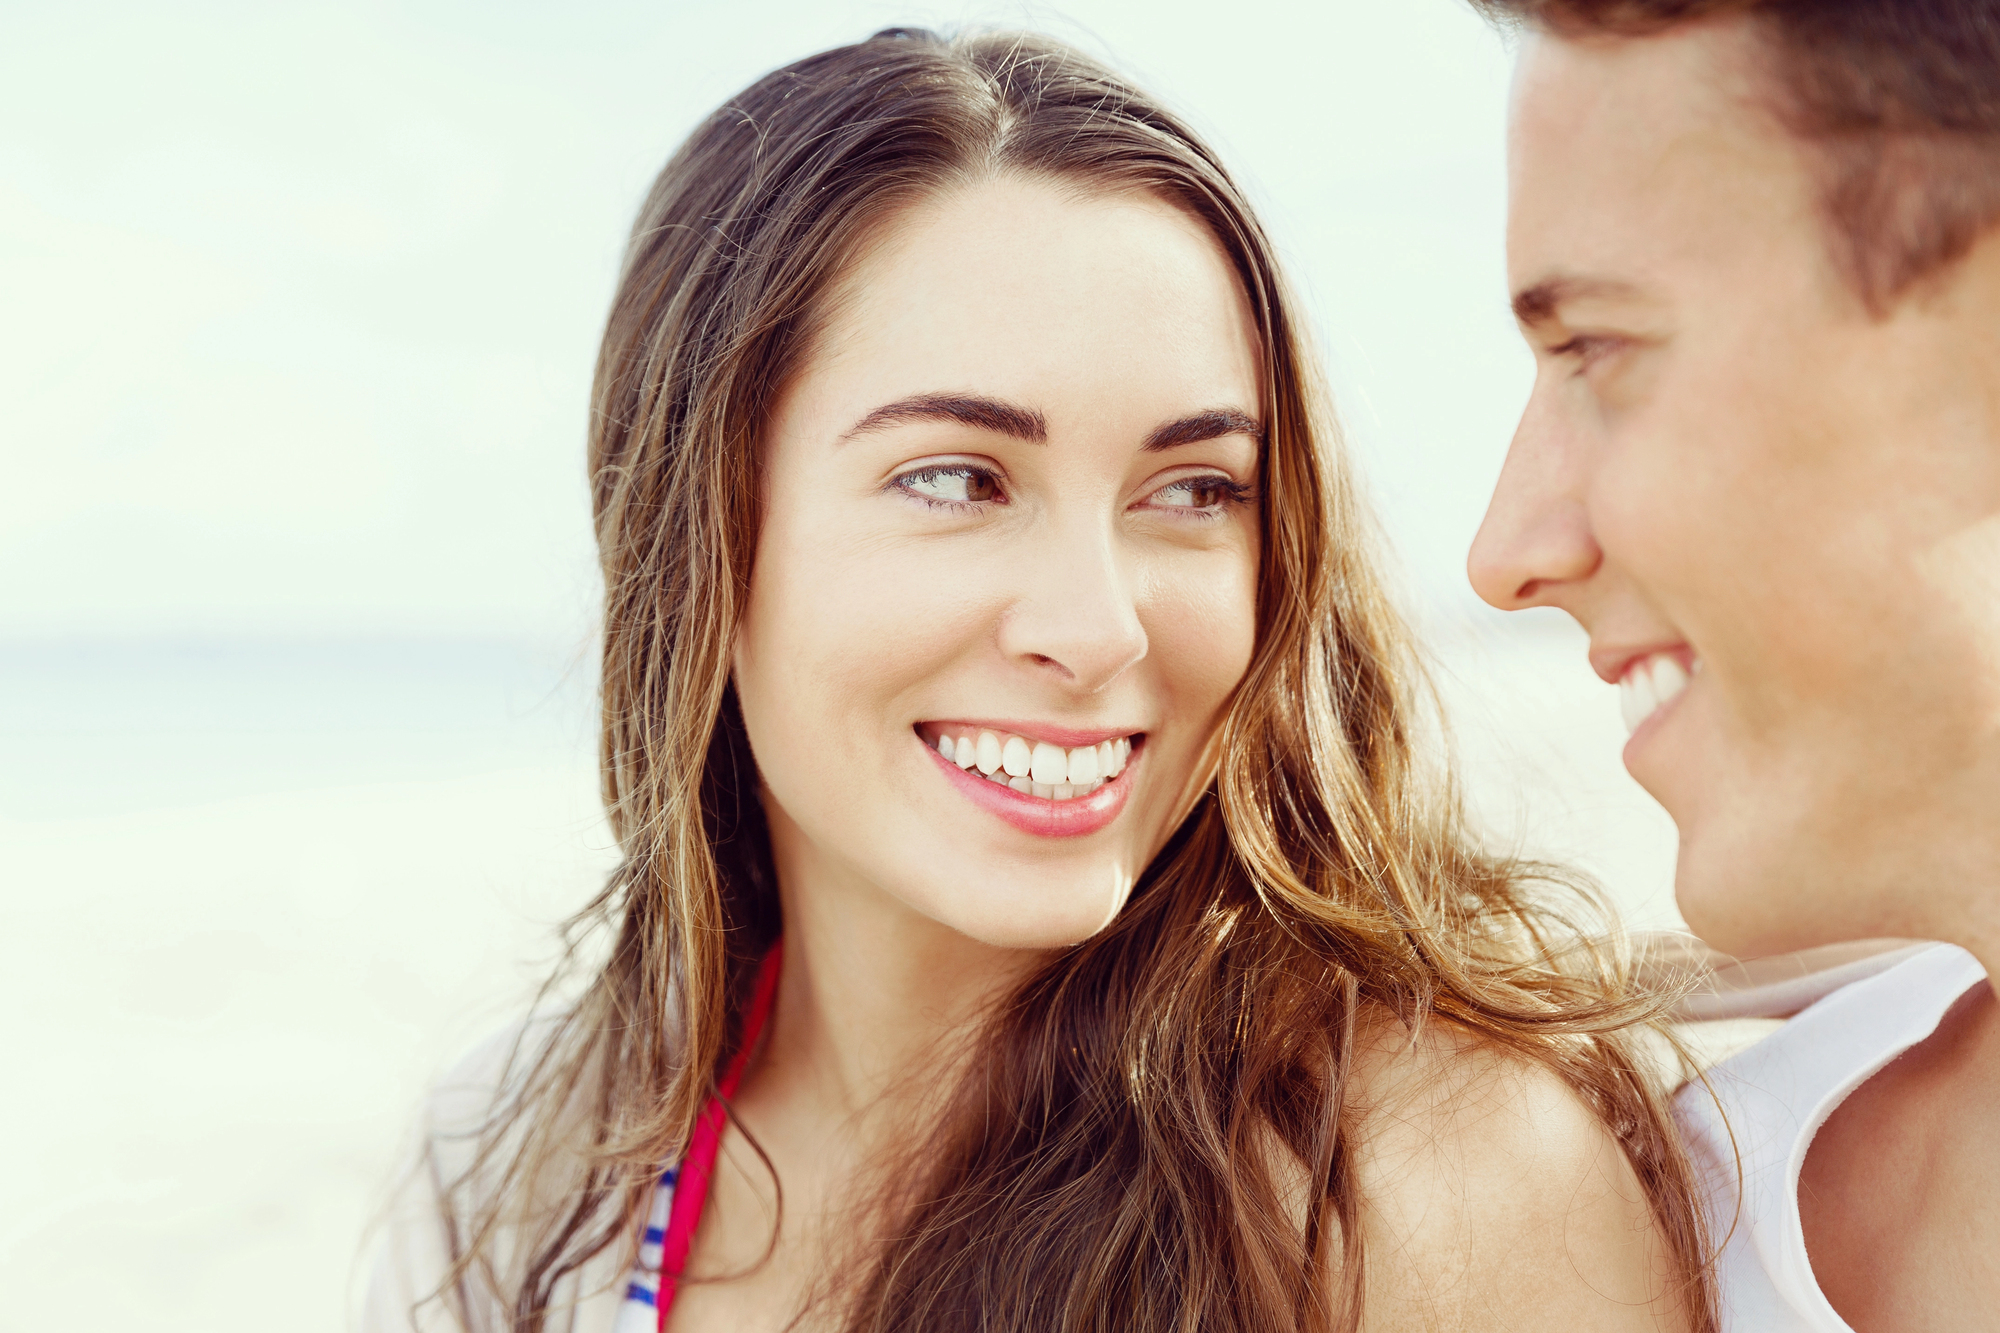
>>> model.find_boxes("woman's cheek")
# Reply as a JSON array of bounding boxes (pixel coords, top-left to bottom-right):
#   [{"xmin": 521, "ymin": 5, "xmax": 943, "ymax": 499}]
[
  {"xmin": 1145, "ymin": 541, "xmax": 1258, "ymax": 704},
  {"xmin": 826, "ymin": 530, "xmax": 1014, "ymax": 666}
]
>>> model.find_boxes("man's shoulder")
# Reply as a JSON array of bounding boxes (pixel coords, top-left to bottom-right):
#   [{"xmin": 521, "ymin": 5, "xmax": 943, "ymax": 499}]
[
  {"xmin": 1627, "ymin": 934, "xmax": 1946, "ymax": 1096},
  {"xmin": 1671, "ymin": 941, "xmax": 1984, "ymax": 1132},
  {"xmin": 1649, "ymin": 936, "xmax": 1942, "ymax": 1024}
]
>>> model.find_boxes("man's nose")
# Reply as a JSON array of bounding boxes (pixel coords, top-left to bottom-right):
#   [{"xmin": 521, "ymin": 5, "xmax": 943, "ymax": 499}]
[{"xmin": 1467, "ymin": 397, "xmax": 1603, "ymax": 610}]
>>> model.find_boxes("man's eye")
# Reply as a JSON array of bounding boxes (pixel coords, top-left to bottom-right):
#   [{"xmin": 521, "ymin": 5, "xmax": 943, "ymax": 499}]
[
  {"xmin": 895, "ymin": 466, "xmax": 1003, "ymax": 507},
  {"xmin": 1151, "ymin": 475, "xmax": 1249, "ymax": 511},
  {"xmin": 1549, "ymin": 333, "xmax": 1624, "ymax": 370}
]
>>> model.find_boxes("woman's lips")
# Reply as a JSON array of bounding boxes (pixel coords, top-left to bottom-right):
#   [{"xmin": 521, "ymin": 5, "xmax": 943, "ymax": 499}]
[{"xmin": 924, "ymin": 738, "xmax": 1136, "ymax": 838}]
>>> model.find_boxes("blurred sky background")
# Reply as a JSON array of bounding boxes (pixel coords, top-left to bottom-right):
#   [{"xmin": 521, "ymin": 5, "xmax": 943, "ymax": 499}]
[{"xmin": 0, "ymin": 2, "xmax": 1683, "ymax": 1329}]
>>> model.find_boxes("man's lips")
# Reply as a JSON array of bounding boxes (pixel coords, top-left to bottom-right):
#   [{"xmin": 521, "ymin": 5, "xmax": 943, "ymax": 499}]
[{"xmin": 1589, "ymin": 641, "xmax": 1697, "ymax": 686}]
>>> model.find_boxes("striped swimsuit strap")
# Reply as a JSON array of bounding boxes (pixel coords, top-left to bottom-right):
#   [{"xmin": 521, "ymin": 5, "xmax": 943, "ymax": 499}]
[{"xmin": 640, "ymin": 942, "xmax": 784, "ymax": 1330}]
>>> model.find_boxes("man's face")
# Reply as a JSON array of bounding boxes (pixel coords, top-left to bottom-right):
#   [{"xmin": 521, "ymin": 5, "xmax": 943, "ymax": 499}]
[{"xmin": 1469, "ymin": 21, "xmax": 2000, "ymax": 957}]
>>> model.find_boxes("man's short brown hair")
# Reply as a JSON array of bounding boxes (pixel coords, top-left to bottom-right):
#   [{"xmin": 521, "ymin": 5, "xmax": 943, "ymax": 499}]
[{"xmin": 1476, "ymin": 0, "xmax": 2000, "ymax": 312}]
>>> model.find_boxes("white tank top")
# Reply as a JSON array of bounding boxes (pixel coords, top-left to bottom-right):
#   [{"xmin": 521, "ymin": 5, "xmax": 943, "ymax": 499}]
[{"xmin": 1673, "ymin": 941, "xmax": 1988, "ymax": 1331}]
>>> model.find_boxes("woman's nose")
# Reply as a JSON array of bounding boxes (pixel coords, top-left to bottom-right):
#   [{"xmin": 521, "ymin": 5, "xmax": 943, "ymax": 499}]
[
  {"xmin": 1467, "ymin": 406, "xmax": 1603, "ymax": 611},
  {"xmin": 997, "ymin": 520, "xmax": 1148, "ymax": 693}
]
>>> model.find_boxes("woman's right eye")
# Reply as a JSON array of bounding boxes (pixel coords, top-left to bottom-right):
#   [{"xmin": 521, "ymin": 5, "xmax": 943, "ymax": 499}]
[{"xmin": 892, "ymin": 465, "xmax": 1005, "ymax": 509}]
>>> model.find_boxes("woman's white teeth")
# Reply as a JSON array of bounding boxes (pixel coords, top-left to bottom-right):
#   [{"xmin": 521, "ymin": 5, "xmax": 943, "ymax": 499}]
[
  {"xmin": 1068, "ymin": 744, "xmax": 1100, "ymax": 785},
  {"xmin": 937, "ymin": 728, "xmax": 1134, "ymax": 797},
  {"xmin": 1619, "ymin": 654, "xmax": 1693, "ymax": 735},
  {"xmin": 935, "ymin": 734, "xmax": 978, "ymax": 770},
  {"xmin": 1030, "ymin": 742, "xmax": 1066, "ymax": 784}
]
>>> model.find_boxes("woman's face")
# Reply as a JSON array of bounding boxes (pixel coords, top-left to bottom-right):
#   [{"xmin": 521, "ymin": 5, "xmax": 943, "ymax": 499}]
[{"xmin": 733, "ymin": 175, "xmax": 1263, "ymax": 950}]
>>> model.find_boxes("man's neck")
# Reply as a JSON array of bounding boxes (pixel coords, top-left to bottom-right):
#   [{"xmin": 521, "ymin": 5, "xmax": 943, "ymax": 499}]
[{"xmin": 1799, "ymin": 972, "xmax": 2000, "ymax": 1329}]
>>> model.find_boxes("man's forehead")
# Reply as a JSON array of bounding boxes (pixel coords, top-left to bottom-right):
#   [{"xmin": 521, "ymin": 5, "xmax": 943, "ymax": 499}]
[
  {"xmin": 1509, "ymin": 26, "xmax": 1742, "ymax": 206},
  {"xmin": 1510, "ymin": 20, "xmax": 1755, "ymax": 134},
  {"xmin": 1505, "ymin": 22, "xmax": 1810, "ymax": 311}
]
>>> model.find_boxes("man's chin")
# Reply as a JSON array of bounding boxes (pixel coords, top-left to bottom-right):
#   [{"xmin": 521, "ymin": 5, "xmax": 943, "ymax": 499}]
[{"xmin": 1672, "ymin": 825, "xmax": 1836, "ymax": 961}]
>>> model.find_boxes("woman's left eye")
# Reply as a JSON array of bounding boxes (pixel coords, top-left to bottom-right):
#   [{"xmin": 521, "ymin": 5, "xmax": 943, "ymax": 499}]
[
  {"xmin": 892, "ymin": 465, "xmax": 1004, "ymax": 509},
  {"xmin": 1147, "ymin": 475, "xmax": 1251, "ymax": 514}
]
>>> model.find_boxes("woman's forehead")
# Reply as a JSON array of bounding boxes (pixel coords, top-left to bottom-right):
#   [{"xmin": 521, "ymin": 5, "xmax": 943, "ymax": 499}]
[{"xmin": 799, "ymin": 175, "xmax": 1262, "ymax": 441}]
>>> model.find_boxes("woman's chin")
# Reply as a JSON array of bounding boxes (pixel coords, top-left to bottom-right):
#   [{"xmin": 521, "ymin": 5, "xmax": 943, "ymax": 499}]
[{"xmin": 910, "ymin": 879, "xmax": 1133, "ymax": 953}]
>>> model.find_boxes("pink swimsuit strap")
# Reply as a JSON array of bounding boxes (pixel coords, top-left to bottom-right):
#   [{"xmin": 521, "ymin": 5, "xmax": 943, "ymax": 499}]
[{"xmin": 656, "ymin": 941, "xmax": 784, "ymax": 1329}]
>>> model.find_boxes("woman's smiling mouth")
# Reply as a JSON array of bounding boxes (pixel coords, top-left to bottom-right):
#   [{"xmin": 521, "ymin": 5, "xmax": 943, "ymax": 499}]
[{"xmin": 916, "ymin": 722, "xmax": 1142, "ymax": 837}]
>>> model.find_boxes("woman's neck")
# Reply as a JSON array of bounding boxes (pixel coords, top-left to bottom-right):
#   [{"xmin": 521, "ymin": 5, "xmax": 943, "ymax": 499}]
[{"xmin": 755, "ymin": 803, "xmax": 1046, "ymax": 1129}]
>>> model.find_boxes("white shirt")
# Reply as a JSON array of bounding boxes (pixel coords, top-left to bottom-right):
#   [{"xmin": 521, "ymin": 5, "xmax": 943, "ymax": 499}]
[{"xmin": 1674, "ymin": 942, "xmax": 1988, "ymax": 1332}]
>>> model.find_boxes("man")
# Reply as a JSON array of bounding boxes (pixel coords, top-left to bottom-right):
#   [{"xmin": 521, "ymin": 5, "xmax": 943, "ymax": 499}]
[{"xmin": 1464, "ymin": 2, "xmax": 2000, "ymax": 1329}]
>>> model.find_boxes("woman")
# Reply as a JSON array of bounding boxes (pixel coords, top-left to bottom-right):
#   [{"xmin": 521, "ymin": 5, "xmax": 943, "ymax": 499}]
[{"xmin": 368, "ymin": 28, "xmax": 1713, "ymax": 1333}]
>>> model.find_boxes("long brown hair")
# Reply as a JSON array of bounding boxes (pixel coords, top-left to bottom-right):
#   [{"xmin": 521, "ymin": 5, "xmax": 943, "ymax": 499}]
[{"xmin": 436, "ymin": 27, "xmax": 1715, "ymax": 1332}]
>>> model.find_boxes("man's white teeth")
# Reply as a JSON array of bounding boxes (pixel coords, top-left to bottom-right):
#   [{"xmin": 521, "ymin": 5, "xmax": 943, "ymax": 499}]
[
  {"xmin": 934, "ymin": 728, "xmax": 1133, "ymax": 797},
  {"xmin": 1619, "ymin": 654, "xmax": 1693, "ymax": 735}
]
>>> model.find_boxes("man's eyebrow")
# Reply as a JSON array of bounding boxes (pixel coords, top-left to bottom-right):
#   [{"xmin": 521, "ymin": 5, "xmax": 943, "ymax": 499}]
[
  {"xmin": 1142, "ymin": 408, "xmax": 1264, "ymax": 452},
  {"xmin": 840, "ymin": 393, "xmax": 1048, "ymax": 444},
  {"xmin": 1511, "ymin": 275, "xmax": 1644, "ymax": 327}
]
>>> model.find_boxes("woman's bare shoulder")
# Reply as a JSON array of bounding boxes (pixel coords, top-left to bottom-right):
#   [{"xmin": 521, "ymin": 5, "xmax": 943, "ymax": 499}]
[
  {"xmin": 363, "ymin": 1009, "xmax": 624, "ymax": 1333},
  {"xmin": 1341, "ymin": 1011, "xmax": 1686, "ymax": 1333}
]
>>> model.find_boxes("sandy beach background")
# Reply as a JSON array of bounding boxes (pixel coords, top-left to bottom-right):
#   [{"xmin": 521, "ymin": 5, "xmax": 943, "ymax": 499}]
[
  {"xmin": 0, "ymin": 626, "xmax": 1680, "ymax": 1332},
  {"xmin": 1, "ymin": 1, "xmax": 1682, "ymax": 1328}
]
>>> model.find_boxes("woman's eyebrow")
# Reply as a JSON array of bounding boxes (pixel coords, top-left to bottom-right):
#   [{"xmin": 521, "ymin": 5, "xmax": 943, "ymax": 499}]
[
  {"xmin": 1142, "ymin": 408, "xmax": 1263, "ymax": 452},
  {"xmin": 840, "ymin": 393, "xmax": 1048, "ymax": 443},
  {"xmin": 838, "ymin": 395, "xmax": 1262, "ymax": 451}
]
